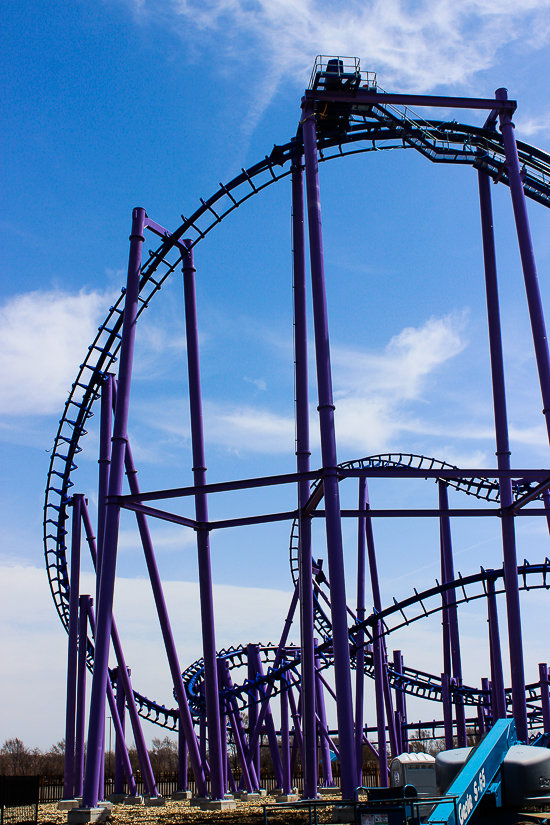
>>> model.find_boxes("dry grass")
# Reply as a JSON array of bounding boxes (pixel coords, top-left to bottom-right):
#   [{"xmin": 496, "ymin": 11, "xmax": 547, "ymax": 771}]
[{"xmin": 38, "ymin": 795, "xmax": 343, "ymax": 825}]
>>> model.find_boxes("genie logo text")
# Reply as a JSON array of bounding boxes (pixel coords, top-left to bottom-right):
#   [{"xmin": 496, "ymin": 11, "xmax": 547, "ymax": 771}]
[{"xmin": 458, "ymin": 768, "xmax": 486, "ymax": 824}]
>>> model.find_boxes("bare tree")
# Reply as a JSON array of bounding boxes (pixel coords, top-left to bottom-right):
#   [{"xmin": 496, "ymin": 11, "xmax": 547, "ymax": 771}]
[
  {"xmin": 149, "ymin": 736, "xmax": 178, "ymax": 772},
  {"xmin": 0, "ymin": 739, "xmax": 37, "ymax": 775}
]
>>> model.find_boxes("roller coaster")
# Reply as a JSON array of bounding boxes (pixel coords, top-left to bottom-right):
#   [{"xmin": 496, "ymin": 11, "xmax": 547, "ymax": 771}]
[{"xmin": 47, "ymin": 57, "xmax": 550, "ymax": 819}]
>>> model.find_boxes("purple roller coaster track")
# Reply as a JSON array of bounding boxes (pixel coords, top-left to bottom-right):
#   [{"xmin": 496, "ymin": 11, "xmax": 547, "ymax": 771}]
[{"xmin": 45, "ymin": 57, "xmax": 550, "ymax": 812}]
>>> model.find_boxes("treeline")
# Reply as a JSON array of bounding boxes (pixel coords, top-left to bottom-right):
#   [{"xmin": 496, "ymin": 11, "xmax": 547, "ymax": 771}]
[
  {"xmin": 1, "ymin": 734, "xmax": 380, "ymax": 779},
  {"xmin": 0, "ymin": 739, "xmax": 65, "ymax": 776},
  {"xmin": 0, "ymin": 736, "xmax": 180, "ymax": 777}
]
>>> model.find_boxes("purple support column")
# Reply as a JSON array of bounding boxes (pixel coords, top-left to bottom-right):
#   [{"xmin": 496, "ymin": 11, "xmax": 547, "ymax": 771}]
[
  {"xmin": 392, "ymin": 651, "xmax": 403, "ymax": 755},
  {"xmin": 246, "ymin": 589, "xmax": 299, "ymax": 767},
  {"xmin": 86, "ymin": 603, "xmax": 137, "ymax": 797},
  {"xmin": 486, "ymin": 574, "xmax": 507, "ymax": 720},
  {"xmin": 199, "ymin": 684, "xmax": 207, "ymax": 772},
  {"xmin": 481, "ymin": 677, "xmax": 491, "ymax": 731},
  {"xmin": 393, "ymin": 651, "xmax": 408, "ymax": 753},
  {"xmin": 288, "ymin": 685, "xmax": 304, "ymax": 761},
  {"xmin": 182, "ymin": 241, "xmax": 223, "ymax": 800},
  {"xmin": 441, "ymin": 673, "xmax": 454, "ymax": 750},
  {"xmin": 292, "ymin": 146, "xmax": 318, "ymax": 800},
  {"xmin": 82, "ymin": 208, "xmax": 146, "ymax": 808},
  {"xmin": 438, "ymin": 482, "xmax": 467, "ymax": 748},
  {"xmin": 98, "ymin": 733, "xmax": 105, "ymax": 803},
  {"xmin": 96, "ymin": 375, "xmax": 113, "ymax": 601},
  {"xmin": 95, "ymin": 379, "xmax": 112, "ymax": 804},
  {"xmin": 440, "ymin": 524, "xmax": 452, "ymax": 679},
  {"xmin": 364, "ymin": 489, "xmax": 397, "ymax": 756},
  {"xmin": 496, "ymin": 88, "xmax": 535, "ymax": 743},
  {"xmin": 355, "ymin": 478, "xmax": 367, "ymax": 780},
  {"xmin": 63, "ymin": 494, "xmax": 83, "ymax": 799},
  {"xmin": 246, "ymin": 646, "xmax": 284, "ymax": 788},
  {"xmin": 114, "ymin": 667, "xmax": 127, "ymax": 795},
  {"xmin": 478, "ymin": 161, "xmax": 524, "ymax": 732},
  {"xmin": 247, "ymin": 646, "xmax": 261, "ymax": 782},
  {"xmin": 178, "ymin": 713, "xmax": 188, "ymax": 792},
  {"xmin": 221, "ymin": 715, "xmax": 228, "ymax": 795},
  {"xmin": 315, "ymin": 660, "xmax": 334, "ymax": 788},
  {"xmin": 439, "ymin": 534, "xmax": 454, "ymax": 746},
  {"xmin": 227, "ymin": 703, "xmax": 254, "ymax": 792},
  {"xmin": 301, "ymin": 97, "xmax": 356, "ymax": 799},
  {"xmin": 290, "ymin": 689, "xmax": 303, "ymax": 779},
  {"xmin": 280, "ymin": 679, "xmax": 291, "ymax": 794},
  {"xmin": 539, "ymin": 664, "xmax": 550, "ymax": 732},
  {"xmin": 74, "ymin": 594, "xmax": 90, "ymax": 797},
  {"xmin": 81, "ymin": 501, "xmax": 156, "ymax": 797},
  {"xmin": 122, "ymin": 438, "xmax": 208, "ymax": 795},
  {"xmin": 227, "ymin": 760, "xmax": 237, "ymax": 795},
  {"xmin": 373, "ymin": 621, "xmax": 387, "ymax": 787},
  {"xmin": 106, "ymin": 371, "xmax": 208, "ymax": 794},
  {"xmin": 218, "ymin": 658, "xmax": 259, "ymax": 791}
]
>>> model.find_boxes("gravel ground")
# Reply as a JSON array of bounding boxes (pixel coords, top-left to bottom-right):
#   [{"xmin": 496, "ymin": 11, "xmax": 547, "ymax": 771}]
[
  {"xmin": 37, "ymin": 798, "xmax": 550, "ymax": 825},
  {"xmin": 38, "ymin": 796, "xmax": 343, "ymax": 825}
]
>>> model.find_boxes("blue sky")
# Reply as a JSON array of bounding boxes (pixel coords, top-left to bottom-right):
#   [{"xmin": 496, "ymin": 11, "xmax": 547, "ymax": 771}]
[{"xmin": 1, "ymin": 0, "xmax": 550, "ymax": 749}]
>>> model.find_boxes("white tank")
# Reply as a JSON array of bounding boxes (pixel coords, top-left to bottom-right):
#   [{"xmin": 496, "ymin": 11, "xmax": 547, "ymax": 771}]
[
  {"xmin": 435, "ymin": 747, "xmax": 472, "ymax": 794},
  {"xmin": 502, "ymin": 744, "xmax": 550, "ymax": 807}
]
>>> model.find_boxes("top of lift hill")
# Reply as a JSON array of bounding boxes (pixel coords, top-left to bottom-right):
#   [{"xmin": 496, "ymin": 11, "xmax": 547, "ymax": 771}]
[{"xmin": 307, "ymin": 54, "xmax": 517, "ymax": 114}]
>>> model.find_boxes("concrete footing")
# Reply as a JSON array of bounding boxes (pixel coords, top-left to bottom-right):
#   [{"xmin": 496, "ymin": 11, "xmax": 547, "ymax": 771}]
[
  {"xmin": 67, "ymin": 808, "xmax": 110, "ymax": 824},
  {"xmin": 318, "ymin": 786, "xmax": 339, "ymax": 796},
  {"xmin": 121, "ymin": 796, "xmax": 144, "ymax": 806},
  {"xmin": 276, "ymin": 794, "xmax": 299, "ymax": 803},
  {"xmin": 269, "ymin": 788, "xmax": 283, "ymax": 796},
  {"xmin": 200, "ymin": 799, "xmax": 237, "ymax": 811},
  {"xmin": 106, "ymin": 795, "xmax": 127, "ymax": 804},
  {"xmin": 58, "ymin": 799, "xmax": 82, "ymax": 811},
  {"xmin": 189, "ymin": 797, "xmax": 209, "ymax": 808},
  {"xmin": 171, "ymin": 790, "xmax": 193, "ymax": 800},
  {"xmin": 144, "ymin": 796, "xmax": 165, "ymax": 807}
]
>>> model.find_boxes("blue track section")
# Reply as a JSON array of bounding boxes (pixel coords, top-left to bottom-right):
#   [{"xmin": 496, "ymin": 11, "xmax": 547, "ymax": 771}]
[{"xmin": 44, "ymin": 98, "xmax": 550, "ymax": 730}]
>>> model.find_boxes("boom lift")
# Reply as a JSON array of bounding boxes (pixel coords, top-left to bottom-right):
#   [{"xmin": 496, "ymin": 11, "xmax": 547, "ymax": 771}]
[{"xmin": 356, "ymin": 719, "xmax": 550, "ymax": 824}]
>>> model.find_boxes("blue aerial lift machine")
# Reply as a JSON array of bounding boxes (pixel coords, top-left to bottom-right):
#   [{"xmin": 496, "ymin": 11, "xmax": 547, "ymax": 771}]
[{"xmin": 355, "ymin": 719, "xmax": 550, "ymax": 824}]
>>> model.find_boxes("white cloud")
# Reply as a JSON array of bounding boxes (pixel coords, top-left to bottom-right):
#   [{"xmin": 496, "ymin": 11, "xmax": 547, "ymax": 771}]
[
  {"xmin": 332, "ymin": 314, "xmax": 466, "ymax": 452},
  {"xmin": 244, "ymin": 375, "xmax": 267, "ymax": 391},
  {"xmin": 0, "ymin": 289, "xmax": 112, "ymax": 416},
  {"xmin": 515, "ymin": 111, "xmax": 550, "ymax": 137},
  {"xmin": 205, "ymin": 402, "xmax": 294, "ymax": 453},
  {"xmin": 133, "ymin": 315, "xmax": 466, "ymax": 458},
  {"xmin": 0, "ymin": 563, "xmax": 298, "ymax": 748},
  {"xmin": 137, "ymin": 0, "xmax": 550, "ymax": 124}
]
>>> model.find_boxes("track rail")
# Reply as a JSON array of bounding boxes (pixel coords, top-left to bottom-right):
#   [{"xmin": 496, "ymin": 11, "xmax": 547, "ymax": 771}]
[{"xmin": 177, "ymin": 560, "xmax": 548, "ymax": 723}]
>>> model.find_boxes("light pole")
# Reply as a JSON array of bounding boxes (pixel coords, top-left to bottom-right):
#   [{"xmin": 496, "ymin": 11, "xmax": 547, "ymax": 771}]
[{"xmin": 108, "ymin": 716, "xmax": 112, "ymax": 790}]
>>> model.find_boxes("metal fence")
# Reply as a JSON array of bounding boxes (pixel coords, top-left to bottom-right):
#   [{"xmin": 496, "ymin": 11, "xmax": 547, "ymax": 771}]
[{"xmin": 36, "ymin": 767, "xmax": 379, "ymax": 802}]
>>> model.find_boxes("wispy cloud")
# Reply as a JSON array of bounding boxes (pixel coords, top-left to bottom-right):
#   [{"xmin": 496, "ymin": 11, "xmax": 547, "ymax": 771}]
[
  {"xmin": 133, "ymin": 314, "xmax": 468, "ymax": 458},
  {"xmin": 131, "ymin": 0, "xmax": 550, "ymax": 130},
  {"xmin": 205, "ymin": 402, "xmax": 294, "ymax": 452},
  {"xmin": 332, "ymin": 313, "xmax": 466, "ymax": 452},
  {"xmin": 515, "ymin": 111, "xmax": 550, "ymax": 137},
  {"xmin": 244, "ymin": 375, "xmax": 267, "ymax": 391},
  {"xmin": 0, "ymin": 289, "xmax": 113, "ymax": 416}
]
